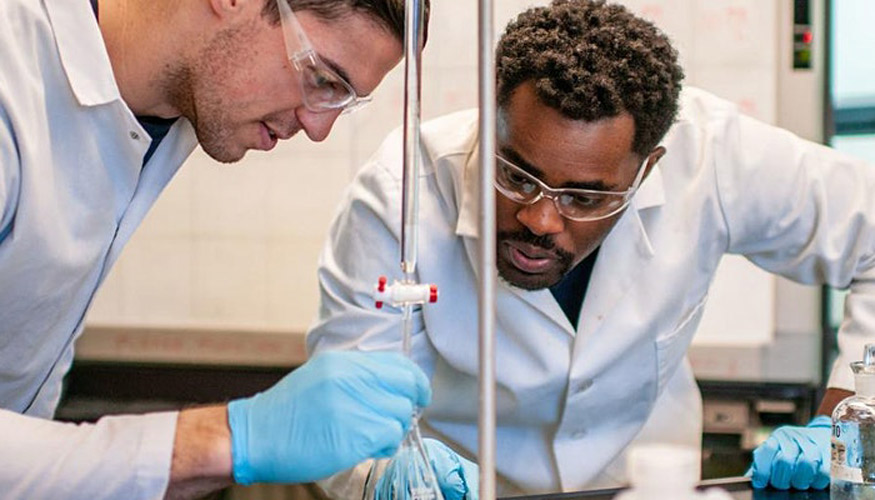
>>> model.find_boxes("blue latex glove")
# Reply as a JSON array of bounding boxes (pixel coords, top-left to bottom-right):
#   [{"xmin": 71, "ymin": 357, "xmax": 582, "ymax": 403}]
[
  {"xmin": 376, "ymin": 437, "xmax": 480, "ymax": 500},
  {"xmin": 227, "ymin": 350, "xmax": 431, "ymax": 484},
  {"xmin": 749, "ymin": 415, "xmax": 831, "ymax": 490}
]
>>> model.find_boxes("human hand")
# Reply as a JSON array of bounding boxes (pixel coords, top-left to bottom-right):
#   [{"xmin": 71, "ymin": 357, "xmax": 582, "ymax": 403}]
[
  {"xmin": 749, "ymin": 415, "xmax": 831, "ymax": 490},
  {"xmin": 375, "ymin": 437, "xmax": 479, "ymax": 500},
  {"xmin": 227, "ymin": 350, "xmax": 431, "ymax": 484}
]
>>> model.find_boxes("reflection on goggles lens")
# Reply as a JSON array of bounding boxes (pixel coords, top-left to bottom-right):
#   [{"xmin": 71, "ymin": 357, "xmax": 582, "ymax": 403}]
[
  {"xmin": 301, "ymin": 65, "xmax": 352, "ymax": 104},
  {"xmin": 494, "ymin": 156, "xmax": 631, "ymax": 221}
]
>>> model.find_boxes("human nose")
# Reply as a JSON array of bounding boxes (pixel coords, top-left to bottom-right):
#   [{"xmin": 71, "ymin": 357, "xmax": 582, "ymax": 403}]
[
  {"xmin": 297, "ymin": 107, "xmax": 343, "ymax": 142},
  {"xmin": 515, "ymin": 195, "xmax": 566, "ymax": 236}
]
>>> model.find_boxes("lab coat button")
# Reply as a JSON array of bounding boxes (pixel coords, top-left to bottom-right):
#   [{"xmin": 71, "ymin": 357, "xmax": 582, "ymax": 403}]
[
  {"xmin": 571, "ymin": 428, "xmax": 587, "ymax": 439},
  {"xmin": 129, "ymin": 131, "xmax": 140, "ymax": 140}
]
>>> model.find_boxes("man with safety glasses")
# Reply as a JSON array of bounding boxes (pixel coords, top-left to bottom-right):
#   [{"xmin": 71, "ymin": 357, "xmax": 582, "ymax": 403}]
[
  {"xmin": 0, "ymin": 0, "xmax": 431, "ymax": 498},
  {"xmin": 308, "ymin": 0, "xmax": 875, "ymax": 497}
]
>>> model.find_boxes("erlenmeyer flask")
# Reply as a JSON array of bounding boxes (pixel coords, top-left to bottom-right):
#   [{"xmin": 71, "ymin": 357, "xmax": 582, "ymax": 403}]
[
  {"xmin": 373, "ymin": 418, "xmax": 445, "ymax": 500},
  {"xmin": 370, "ymin": 302, "xmax": 445, "ymax": 500}
]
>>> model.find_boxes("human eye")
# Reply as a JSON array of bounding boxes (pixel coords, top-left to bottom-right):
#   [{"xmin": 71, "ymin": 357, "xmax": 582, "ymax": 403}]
[
  {"xmin": 559, "ymin": 191, "xmax": 606, "ymax": 208},
  {"xmin": 303, "ymin": 66, "xmax": 341, "ymax": 91},
  {"xmin": 504, "ymin": 168, "xmax": 538, "ymax": 194},
  {"xmin": 298, "ymin": 63, "xmax": 350, "ymax": 103}
]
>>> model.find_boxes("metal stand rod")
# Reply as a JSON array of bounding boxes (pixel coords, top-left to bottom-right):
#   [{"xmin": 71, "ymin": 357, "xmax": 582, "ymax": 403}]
[{"xmin": 477, "ymin": 0, "xmax": 497, "ymax": 496}]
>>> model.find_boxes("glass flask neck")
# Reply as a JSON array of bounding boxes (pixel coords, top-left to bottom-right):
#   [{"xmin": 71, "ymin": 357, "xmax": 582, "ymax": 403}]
[{"xmin": 855, "ymin": 373, "xmax": 875, "ymax": 397}]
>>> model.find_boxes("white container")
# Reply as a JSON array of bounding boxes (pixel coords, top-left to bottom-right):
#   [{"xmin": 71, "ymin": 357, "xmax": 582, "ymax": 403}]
[
  {"xmin": 613, "ymin": 444, "xmax": 732, "ymax": 500},
  {"xmin": 831, "ymin": 344, "xmax": 875, "ymax": 500}
]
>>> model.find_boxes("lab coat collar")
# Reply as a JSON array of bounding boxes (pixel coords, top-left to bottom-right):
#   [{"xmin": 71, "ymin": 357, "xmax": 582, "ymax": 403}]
[{"xmin": 43, "ymin": 0, "xmax": 122, "ymax": 107}]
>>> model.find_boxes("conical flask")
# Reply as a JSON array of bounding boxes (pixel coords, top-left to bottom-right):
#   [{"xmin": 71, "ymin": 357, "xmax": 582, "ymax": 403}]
[
  {"xmin": 370, "ymin": 303, "xmax": 445, "ymax": 500},
  {"xmin": 373, "ymin": 417, "xmax": 445, "ymax": 500}
]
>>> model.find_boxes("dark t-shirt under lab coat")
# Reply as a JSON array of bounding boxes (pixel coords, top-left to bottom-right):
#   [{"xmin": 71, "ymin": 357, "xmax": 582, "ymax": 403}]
[
  {"xmin": 549, "ymin": 247, "xmax": 599, "ymax": 329},
  {"xmin": 89, "ymin": 0, "xmax": 177, "ymax": 166}
]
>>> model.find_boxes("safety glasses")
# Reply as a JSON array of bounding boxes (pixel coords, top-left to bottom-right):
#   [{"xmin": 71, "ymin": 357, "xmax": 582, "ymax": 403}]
[
  {"xmin": 276, "ymin": 0, "xmax": 372, "ymax": 113},
  {"xmin": 494, "ymin": 154, "xmax": 649, "ymax": 222}
]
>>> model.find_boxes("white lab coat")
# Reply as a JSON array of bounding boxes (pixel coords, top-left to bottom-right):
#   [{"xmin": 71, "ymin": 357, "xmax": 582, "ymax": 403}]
[
  {"xmin": 0, "ymin": 0, "xmax": 197, "ymax": 497},
  {"xmin": 308, "ymin": 88, "xmax": 875, "ymax": 496}
]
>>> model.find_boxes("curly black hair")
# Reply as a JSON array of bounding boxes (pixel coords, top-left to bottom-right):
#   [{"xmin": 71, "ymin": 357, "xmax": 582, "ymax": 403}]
[{"xmin": 496, "ymin": 0, "xmax": 684, "ymax": 156}]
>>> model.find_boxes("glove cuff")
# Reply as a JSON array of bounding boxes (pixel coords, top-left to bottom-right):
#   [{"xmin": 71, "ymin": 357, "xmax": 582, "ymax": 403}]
[
  {"xmin": 228, "ymin": 398, "xmax": 255, "ymax": 485},
  {"xmin": 808, "ymin": 415, "xmax": 832, "ymax": 428}
]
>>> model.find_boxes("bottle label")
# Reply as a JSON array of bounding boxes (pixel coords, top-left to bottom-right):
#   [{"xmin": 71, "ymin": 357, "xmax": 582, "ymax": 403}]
[{"xmin": 833, "ymin": 421, "xmax": 865, "ymax": 483}]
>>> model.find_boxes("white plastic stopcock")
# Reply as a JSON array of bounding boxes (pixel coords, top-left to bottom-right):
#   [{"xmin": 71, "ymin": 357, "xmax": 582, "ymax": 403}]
[{"xmin": 374, "ymin": 276, "xmax": 438, "ymax": 309}]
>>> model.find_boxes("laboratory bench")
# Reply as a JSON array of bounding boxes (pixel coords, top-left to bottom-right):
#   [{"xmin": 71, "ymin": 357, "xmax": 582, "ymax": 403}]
[
  {"xmin": 504, "ymin": 478, "xmax": 829, "ymax": 500},
  {"xmin": 58, "ymin": 326, "xmax": 304, "ymax": 421},
  {"xmin": 56, "ymin": 326, "xmax": 824, "ymax": 497}
]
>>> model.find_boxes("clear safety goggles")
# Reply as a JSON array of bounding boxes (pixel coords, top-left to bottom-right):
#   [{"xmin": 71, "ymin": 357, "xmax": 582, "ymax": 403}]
[
  {"xmin": 494, "ymin": 153, "xmax": 649, "ymax": 222},
  {"xmin": 276, "ymin": 0, "xmax": 372, "ymax": 113}
]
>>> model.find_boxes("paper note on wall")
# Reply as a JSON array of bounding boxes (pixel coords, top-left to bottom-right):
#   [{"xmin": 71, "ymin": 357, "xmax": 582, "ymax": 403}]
[{"xmin": 692, "ymin": 255, "xmax": 776, "ymax": 346}]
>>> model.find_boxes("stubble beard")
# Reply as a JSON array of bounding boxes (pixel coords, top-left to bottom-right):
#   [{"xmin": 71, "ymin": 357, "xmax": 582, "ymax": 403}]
[{"xmin": 164, "ymin": 27, "xmax": 249, "ymax": 164}]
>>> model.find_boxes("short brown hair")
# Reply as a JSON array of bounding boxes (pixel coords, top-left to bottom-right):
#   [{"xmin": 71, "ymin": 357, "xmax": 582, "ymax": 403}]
[{"xmin": 263, "ymin": 0, "xmax": 430, "ymax": 46}]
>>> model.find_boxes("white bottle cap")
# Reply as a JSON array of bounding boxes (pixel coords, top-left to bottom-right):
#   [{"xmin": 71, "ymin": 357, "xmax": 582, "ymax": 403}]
[{"xmin": 627, "ymin": 444, "xmax": 700, "ymax": 492}]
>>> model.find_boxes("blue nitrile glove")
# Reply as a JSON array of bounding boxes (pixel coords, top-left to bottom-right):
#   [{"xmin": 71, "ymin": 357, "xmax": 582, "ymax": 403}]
[
  {"xmin": 227, "ymin": 350, "xmax": 432, "ymax": 485},
  {"xmin": 749, "ymin": 415, "xmax": 831, "ymax": 490},
  {"xmin": 375, "ymin": 438, "xmax": 480, "ymax": 500}
]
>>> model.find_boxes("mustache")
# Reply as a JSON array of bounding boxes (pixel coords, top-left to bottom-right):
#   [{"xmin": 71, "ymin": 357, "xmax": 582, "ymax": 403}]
[{"xmin": 497, "ymin": 229, "xmax": 575, "ymax": 263}]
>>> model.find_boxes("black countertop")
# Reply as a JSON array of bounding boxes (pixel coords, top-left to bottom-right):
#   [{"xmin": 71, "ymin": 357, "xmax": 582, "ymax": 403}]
[{"xmin": 503, "ymin": 478, "xmax": 829, "ymax": 500}]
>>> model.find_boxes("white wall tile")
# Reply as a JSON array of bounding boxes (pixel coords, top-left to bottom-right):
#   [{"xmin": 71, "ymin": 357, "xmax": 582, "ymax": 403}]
[
  {"xmin": 262, "ymin": 153, "xmax": 350, "ymax": 239},
  {"xmin": 427, "ymin": 0, "xmax": 479, "ymax": 70},
  {"xmin": 423, "ymin": 66, "xmax": 478, "ymax": 119},
  {"xmin": 693, "ymin": 66, "xmax": 778, "ymax": 124},
  {"xmin": 190, "ymin": 150, "xmax": 269, "ymax": 239},
  {"xmin": 135, "ymin": 162, "xmax": 193, "ymax": 238},
  {"xmin": 191, "ymin": 238, "xmax": 268, "ymax": 328},
  {"xmin": 118, "ymin": 236, "xmax": 193, "ymax": 326},
  {"xmin": 350, "ymin": 68, "xmax": 405, "ymax": 173},
  {"xmin": 690, "ymin": 0, "xmax": 779, "ymax": 69},
  {"xmin": 87, "ymin": 259, "xmax": 126, "ymax": 324},
  {"xmin": 617, "ymin": 0, "xmax": 696, "ymax": 70},
  {"xmin": 265, "ymin": 238, "xmax": 326, "ymax": 331}
]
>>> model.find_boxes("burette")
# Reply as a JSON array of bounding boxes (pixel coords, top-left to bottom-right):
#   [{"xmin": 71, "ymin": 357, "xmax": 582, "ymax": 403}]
[
  {"xmin": 371, "ymin": 0, "xmax": 442, "ymax": 498},
  {"xmin": 370, "ymin": 0, "xmax": 435, "ymax": 354}
]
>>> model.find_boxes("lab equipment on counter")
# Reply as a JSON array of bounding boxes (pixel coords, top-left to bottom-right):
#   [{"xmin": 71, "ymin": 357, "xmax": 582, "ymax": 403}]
[
  {"xmin": 613, "ymin": 444, "xmax": 733, "ymax": 500},
  {"xmin": 374, "ymin": 438, "xmax": 479, "ymax": 500},
  {"xmin": 831, "ymin": 344, "xmax": 875, "ymax": 499}
]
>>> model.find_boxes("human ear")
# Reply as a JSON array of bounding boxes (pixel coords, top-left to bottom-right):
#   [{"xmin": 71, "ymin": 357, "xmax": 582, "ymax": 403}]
[
  {"xmin": 643, "ymin": 146, "xmax": 666, "ymax": 178},
  {"xmin": 207, "ymin": 0, "xmax": 254, "ymax": 19}
]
